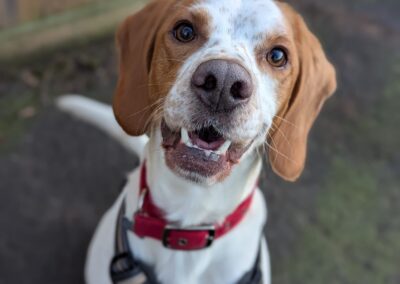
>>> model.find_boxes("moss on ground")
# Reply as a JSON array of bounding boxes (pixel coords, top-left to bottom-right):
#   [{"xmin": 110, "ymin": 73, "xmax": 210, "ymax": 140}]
[
  {"xmin": 282, "ymin": 159, "xmax": 400, "ymax": 284},
  {"xmin": 274, "ymin": 59, "xmax": 400, "ymax": 284},
  {"xmin": 0, "ymin": 92, "xmax": 40, "ymax": 153},
  {"xmin": 353, "ymin": 58, "xmax": 400, "ymax": 161},
  {"xmin": 0, "ymin": 34, "xmax": 116, "ymax": 153}
]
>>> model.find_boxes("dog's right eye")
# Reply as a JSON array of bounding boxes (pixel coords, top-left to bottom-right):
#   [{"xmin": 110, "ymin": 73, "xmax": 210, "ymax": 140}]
[{"xmin": 173, "ymin": 21, "xmax": 196, "ymax": 43}]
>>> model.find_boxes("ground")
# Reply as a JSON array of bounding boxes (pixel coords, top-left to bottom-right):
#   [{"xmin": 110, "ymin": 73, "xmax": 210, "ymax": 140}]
[{"xmin": 0, "ymin": 0, "xmax": 399, "ymax": 283}]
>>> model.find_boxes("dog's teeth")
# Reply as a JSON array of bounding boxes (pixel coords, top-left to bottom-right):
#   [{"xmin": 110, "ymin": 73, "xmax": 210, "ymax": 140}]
[
  {"xmin": 210, "ymin": 152, "xmax": 220, "ymax": 161},
  {"xmin": 181, "ymin": 128, "xmax": 192, "ymax": 146},
  {"xmin": 181, "ymin": 128, "xmax": 230, "ymax": 156},
  {"xmin": 217, "ymin": 140, "xmax": 232, "ymax": 155}
]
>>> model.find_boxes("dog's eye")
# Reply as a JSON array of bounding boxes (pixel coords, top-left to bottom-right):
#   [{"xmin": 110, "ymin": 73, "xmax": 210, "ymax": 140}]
[
  {"xmin": 267, "ymin": 47, "xmax": 288, "ymax": 68},
  {"xmin": 173, "ymin": 22, "xmax": 196, "ymax": 43}
]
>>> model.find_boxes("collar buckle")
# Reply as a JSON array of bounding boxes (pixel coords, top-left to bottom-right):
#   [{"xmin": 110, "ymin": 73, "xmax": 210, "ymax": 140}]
[{"xmin": 162, "ymin": 225, "xmax": 216, "ymax": 250}]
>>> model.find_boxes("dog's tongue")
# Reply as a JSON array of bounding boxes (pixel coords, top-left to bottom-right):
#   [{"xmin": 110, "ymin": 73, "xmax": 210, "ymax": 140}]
[
  {"xmin": 189, "ymin": 131, "xmax": 225, "ymax": 151},
  {"xmin": 189, "ymin": 126, "xmax": 226, "ymax": 151}
]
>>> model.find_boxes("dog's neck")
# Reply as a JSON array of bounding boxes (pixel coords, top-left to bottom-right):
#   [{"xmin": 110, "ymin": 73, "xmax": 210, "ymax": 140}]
[{"xmin": 140, "ymin": 131, "xmax": 262, "ymax": 227}]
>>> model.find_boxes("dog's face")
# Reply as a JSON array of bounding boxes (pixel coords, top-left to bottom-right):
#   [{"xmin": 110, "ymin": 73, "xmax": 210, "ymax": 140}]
[{"xmin": 113, "ymin": 0, "xmax": 336, "ymax": 185}]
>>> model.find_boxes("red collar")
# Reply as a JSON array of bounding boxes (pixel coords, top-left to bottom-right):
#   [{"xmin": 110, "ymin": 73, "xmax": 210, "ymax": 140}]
[{"xmin": 132, "ymin": 163, "xmax": 255, "ymax": 251}]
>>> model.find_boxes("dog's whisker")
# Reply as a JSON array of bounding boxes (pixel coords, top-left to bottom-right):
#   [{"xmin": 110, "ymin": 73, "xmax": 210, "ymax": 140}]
[
  {"xmin": 270, "ymin": 121, "xmax": 292, "ymax": 147},
  {"xmin": 273, "ymin": 115, "xmax": 298, "ymax": 128},
  {"xmin": 146, "ymin": 83, "xmax": 175, "ymax": 87},
  {"xmin": 153, "ymin": 58, "xmax": 186, "ymax": 63},
  {"xmin": 143, "ymin": 101, "xmax": 165, "ymax": 132},
  {"xmin": 125, "ymin": 97, "xmax": 165, "ymax": 120},
  {"xmin": 267, "ymin": 132, "xmax": 281, "ymax": 164},
  {"xmin": 135, "ymin": 83, "xmax": 175, "ymax": 91},
  {"xmin": 264, "ymin": 132, "xmax": 294, "ymax": 163}
]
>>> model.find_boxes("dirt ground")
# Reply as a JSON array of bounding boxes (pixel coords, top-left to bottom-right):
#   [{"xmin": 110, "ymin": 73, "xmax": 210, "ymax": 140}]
[{"xmin": 0, "ymin": 0, "xmax": 399, "ymax": 283}]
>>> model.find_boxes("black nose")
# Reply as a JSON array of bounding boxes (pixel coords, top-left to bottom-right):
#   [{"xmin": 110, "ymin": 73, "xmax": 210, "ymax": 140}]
[{"xmin": 191, "ymin": 59, "xmax": 253, "ymax": 112}]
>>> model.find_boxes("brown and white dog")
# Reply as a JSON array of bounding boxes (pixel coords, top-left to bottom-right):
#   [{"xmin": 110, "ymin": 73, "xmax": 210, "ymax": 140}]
[{"xmin": 58, "ymin": 0, "xmax": 336, "ymax": 283}]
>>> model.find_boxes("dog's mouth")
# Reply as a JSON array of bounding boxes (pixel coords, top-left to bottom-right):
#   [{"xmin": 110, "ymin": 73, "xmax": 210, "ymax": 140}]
[
  {"xmin": 161, "ymin": 121, "xmax": 252, "ymax": 182},
  {"xmin": 181, "ymin": 126, "xmax": 231, "ymax": 154}
]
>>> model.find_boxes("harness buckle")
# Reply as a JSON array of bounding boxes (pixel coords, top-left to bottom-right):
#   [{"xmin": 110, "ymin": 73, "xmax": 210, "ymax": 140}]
[
  {"xmin": 110, "ymin": 252, "xmax": 147, "ymax": 284},
  {"xmin": 162, "ymin": 225, "xmax": 216, "ymax": 250}
]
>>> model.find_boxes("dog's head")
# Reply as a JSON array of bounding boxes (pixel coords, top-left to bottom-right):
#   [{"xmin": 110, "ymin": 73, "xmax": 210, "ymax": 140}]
[{"xmin": 113, "ymin": 0, "xmax": 336, "ymax": 184}]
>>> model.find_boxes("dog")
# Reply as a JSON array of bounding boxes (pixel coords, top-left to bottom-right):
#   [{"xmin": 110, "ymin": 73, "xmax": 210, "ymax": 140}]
[{"xmin": 58, "ymin": 0, "xmax": 336, "ymax": 283}]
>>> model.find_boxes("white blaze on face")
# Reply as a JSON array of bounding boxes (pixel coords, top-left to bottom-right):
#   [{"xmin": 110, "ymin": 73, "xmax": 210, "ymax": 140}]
[
  {"xmin": 164, "ymin": 0, "xmax": 287, "ymax": 144},
  {"xmin": 199, "ymin": 0, "xmax": 285, "ymax": 41}
]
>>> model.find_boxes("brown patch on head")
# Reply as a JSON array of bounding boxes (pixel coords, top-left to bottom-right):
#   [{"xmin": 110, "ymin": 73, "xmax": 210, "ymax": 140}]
[
  {"xmin": 265, "ymin": 2, "xmax": 337, "ymax": 181},
  {"xmin": 113, "ymin": 0, "xmax": 211, "ymax": 136}
]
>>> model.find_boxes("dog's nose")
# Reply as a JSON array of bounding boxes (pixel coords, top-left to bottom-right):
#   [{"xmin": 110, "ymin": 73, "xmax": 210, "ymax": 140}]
[{"xmin": 191, "ymin": 59, "xmax": 253, "ymax": 112}]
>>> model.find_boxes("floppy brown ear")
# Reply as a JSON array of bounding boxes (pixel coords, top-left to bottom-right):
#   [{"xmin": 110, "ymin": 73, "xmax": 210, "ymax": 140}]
[
  {"xmin": 269, "ymin": 3, "xmax": 337, "ymax": 181},
  {"xmin": 113, "ymin": 1, "xmax": 173, "ymax": 136}
]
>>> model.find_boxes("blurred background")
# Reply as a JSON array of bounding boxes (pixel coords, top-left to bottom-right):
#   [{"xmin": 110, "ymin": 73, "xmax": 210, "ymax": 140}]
[{"xmin": 0, "ymin": 0, "xmax": 399, "ymax": 283}]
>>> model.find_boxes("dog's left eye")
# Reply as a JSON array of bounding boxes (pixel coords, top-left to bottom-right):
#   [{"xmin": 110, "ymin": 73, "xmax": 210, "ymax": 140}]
[
  {"xmin": 267, "ymin": 47, "xmax": 288, "ymax": 68},
  {"xmin": 173, "ymin": 22, "xmax": 196, "ymax": 43}
]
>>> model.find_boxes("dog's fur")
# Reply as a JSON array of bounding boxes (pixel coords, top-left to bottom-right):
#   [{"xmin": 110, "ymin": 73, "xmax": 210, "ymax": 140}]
[{"xmin": 58, "ymin": 0, "xmax": 336, "ymax": 283}]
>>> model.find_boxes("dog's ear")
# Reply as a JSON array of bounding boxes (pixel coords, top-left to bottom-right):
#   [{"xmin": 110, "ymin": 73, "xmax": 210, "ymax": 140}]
[
  {"xmin": 113, "ymin": 1, "xmax": 172, "ymax": 136},
  {"xmin": 269, "ymin": 3, "xmax": 337, "ymax": 181}
]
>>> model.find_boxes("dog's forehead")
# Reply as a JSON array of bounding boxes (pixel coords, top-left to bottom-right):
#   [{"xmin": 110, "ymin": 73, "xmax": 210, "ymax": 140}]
[{"xmin": 191, "ymin": 0, "xmax": 285, "ymax": 42}]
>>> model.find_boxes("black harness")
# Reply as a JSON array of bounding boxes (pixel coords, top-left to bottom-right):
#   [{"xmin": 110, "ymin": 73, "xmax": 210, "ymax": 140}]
[{"xmin": 110, "ymin": 199, "xmax": 263, "ymax": 284}]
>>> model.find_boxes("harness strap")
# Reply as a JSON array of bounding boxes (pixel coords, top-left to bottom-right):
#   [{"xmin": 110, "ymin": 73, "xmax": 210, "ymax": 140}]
[
  {"xmin": 237, "ymin": 246, "xmax": 263, "ymax": 284},
  {"xmin": 110, "ymin": 200, "xmax": 160, "ymax": 284}
]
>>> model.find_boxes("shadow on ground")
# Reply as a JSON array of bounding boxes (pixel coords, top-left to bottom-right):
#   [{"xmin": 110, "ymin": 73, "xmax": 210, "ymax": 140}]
[{"xmin": 0, "ymin": 0, "xmax": 399, "ymax": 283}]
